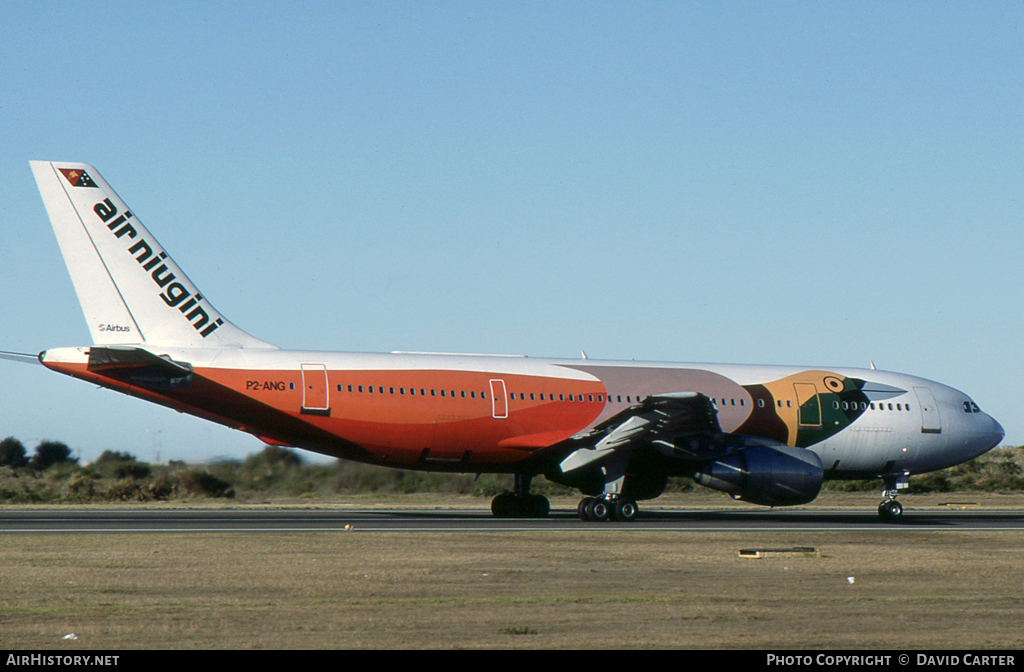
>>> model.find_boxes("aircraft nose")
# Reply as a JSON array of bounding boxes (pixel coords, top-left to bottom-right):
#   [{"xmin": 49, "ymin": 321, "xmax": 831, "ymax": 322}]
[{"xmin": 982, "ymin": 414, "xmax": 1005, "ymax": 451}]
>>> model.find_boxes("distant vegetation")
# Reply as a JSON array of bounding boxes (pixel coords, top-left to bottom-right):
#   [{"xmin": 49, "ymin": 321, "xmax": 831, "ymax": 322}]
[
  {"xmin": 822, "ymin": 445, "xmax": 1024, "ymax": 493},
  {"xmin": 0, "ymin": 436, "xmax": 1021, "ymax": 504}
]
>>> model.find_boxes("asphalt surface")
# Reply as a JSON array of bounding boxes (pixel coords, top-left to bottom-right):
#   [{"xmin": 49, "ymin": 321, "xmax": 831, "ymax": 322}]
[{"xmin": 2, "ymin": 508, "xmax": 1023, "ymax": 533}]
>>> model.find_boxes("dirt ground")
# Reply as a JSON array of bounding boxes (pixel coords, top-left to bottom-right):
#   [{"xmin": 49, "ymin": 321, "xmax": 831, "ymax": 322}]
[{"xmin": 1, "ymin": 505, "xmax": 1023, "ymax": 649}]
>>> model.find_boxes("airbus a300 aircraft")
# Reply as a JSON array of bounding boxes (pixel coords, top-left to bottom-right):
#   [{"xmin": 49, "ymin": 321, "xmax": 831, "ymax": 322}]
[{"xmin": 16, "ymin": 161, "xmax": 1005, "ymax": 521}]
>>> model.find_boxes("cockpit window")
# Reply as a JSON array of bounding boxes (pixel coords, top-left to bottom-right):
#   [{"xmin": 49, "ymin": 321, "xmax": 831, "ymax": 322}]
[{"xmin": 963, "ymin": 400, "xmax": 982, "ymax": 413}]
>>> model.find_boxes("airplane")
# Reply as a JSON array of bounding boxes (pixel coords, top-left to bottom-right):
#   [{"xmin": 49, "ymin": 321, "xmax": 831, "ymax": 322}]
[{"xmin": 14, "ymin": 160, "xmax": 1005, "ymax": 521}]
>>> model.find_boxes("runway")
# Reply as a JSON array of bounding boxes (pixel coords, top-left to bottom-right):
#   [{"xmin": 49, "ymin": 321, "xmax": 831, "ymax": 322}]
[{"xmin": 2, "ymin": 507, "xmax": 1024, "ymax": 533}]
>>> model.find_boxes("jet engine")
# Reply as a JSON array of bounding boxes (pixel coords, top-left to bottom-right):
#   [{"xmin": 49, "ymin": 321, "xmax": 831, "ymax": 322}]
[{"xmin": 693, "ymin": 444, "xmax": 823, "ymax": 506}]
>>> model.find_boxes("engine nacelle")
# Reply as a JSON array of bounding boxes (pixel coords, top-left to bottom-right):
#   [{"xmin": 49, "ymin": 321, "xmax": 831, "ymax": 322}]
[{"xmin": 693, "ymin": 444, "xmax": 823, "ymax": 506}]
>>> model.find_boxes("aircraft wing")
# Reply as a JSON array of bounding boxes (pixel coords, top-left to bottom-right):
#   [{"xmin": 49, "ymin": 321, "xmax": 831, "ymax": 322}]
[{"xmin": 558, "ymin": 392, "xmax": 724, "ymax": 474}]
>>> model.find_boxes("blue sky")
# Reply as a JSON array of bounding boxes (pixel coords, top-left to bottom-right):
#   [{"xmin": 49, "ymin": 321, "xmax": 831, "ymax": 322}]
[{"xmin": 1, "ymin": 1, "xmax": 1021, "ymax": 463}]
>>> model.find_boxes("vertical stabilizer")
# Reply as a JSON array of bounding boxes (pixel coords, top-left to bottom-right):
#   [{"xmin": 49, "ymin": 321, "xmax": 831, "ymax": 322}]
[{"xmin": 30, "ymin": 161, "xmax": 275, "ymax": 349}]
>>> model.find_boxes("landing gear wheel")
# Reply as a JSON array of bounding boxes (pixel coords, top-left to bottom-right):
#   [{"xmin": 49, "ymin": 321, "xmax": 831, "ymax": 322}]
[
  {"xmin": 579, "ymin": 497, "xmax": 596, "ymax": 521},
  {"xmin": 491, "ymin": 493, "xmax": 515, "ymax": 518},
  {"xmin": 613, "ymin": 499, "xmax": 639, "ymax": 522},
  {"xmin": 492, "ymin": 493, "xmax": 550, "ymax": 518},
  {"xmin": 527, "ymin": 494, "xmax": 550, "ymax": 518},
  {"xmin": 878, "ymin": 500, "xmax": 903, "ymax": 519},
  {"xmin": 587, "ymin": 499, "xmax": 611, "ymax": 522}
]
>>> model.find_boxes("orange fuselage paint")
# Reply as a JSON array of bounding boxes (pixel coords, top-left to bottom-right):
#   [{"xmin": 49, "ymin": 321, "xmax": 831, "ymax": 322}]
[{"xmin": 42, "ymin": 359, "xmax": 607, "ymax": 470}]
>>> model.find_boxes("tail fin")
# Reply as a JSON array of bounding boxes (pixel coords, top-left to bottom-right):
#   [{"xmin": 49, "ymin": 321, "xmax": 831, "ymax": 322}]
[{"xmin": 30, "ymin": 161, "xmax": 275, "ymax": 349}]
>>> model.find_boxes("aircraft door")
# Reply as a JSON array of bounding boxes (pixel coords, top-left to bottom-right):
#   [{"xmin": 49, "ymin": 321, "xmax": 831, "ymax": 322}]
[
  {"xmin": 301, "ymin": 364, "xmax": 330, "ymax": 415},
  {"xmin": 794, "ymin": 383, "xmax": 821, "ymax": 427},
  {"xmin": 489, "ymin": 379, "xmax": 508, "ymax": 419},
  {"xmin": 914, "ymin": 386, "xmax": 941, "ymax": 434}
]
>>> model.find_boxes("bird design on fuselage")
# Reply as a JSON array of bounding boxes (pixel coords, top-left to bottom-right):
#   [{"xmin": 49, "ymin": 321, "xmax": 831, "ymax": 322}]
[{"xmin": 735, "ymin": 371, "xmax": 907, "ymax": 448}]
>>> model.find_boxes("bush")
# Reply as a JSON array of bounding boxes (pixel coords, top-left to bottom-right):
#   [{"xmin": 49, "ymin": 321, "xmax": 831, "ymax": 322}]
[
  {"xmin": 30, "ymin": 441, "xmax": 77, "ymax": 470},
  {"xmin": 0, "ymin": 437, "xmax": 28, "ymax": 468},
  {"xmin": 910, "ymin": 446, "xmax": 1024, "ymax": 493},
  {"xmin": 91, "ymin": 450, "xmax": 152, "ymax": 479},
  {"xmin": 176, "ymin": 469, "xmax": 235, "ymax": 498}
]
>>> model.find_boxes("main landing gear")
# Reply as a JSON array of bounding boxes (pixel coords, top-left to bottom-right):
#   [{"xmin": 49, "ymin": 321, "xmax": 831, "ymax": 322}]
[
  {"xmin": 878, "ymin": 473, "xmax": 910, "ymax": 520},
  {"xmin": 577, "ymin": 496, "xmax": 639, "ymax": 522},
  {"xmin": 490, "ymin": 474, "xmax": 550, "ymax": 518}
]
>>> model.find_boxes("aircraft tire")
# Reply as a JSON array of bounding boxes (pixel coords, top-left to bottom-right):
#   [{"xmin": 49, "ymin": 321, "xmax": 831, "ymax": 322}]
[
  {"xmin": 878, "ymin": 500, "xmax": 903, "ymax": 519},
  {"xmin": 614, "ymin": 499, "xmax": 639, "ymax": 522},
  {"xmin": 527, "ymin": 494, "xmax": 550, "ymax": 518},
  {"xmin": 588, "ymin": 499, "xmax": 611, "ymax": 522},
  {"xmin": 491, "ymin": 493, "xmax": 514, "ymax": 518},
  {"xmin": 578, "ymin": 497, "xmax": 595, "ymax": 521}
]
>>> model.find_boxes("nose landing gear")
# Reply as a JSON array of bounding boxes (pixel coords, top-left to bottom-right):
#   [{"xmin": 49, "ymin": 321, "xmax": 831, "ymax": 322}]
[{"xmin": 878, "ymin": 473, "xmax": 910, "ymax": 519}]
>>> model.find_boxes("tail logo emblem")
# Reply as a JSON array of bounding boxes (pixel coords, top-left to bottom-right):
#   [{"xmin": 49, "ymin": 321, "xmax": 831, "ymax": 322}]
[{"xmin": 58, "ymin": 168, "xmax": 98, "ymax": 188}]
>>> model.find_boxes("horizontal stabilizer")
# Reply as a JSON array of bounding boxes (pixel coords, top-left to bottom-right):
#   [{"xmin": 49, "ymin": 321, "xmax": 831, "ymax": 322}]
[
  {"xmin": 0, "ymin": 350, "xmax": 42, "ymax": 365},
  {"xmin": 87, "ymin": 346, "xmax": 192, "ymax": 376},
  {"xmin": 86, "ymin": 346, "xmax": 193, "ymax": 391}
]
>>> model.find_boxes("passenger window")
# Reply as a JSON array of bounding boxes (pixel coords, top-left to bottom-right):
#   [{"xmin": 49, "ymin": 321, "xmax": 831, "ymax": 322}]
[
  {"xmin": 758, "ymin": 399, "xmax": 765, "ymax": 408},
  {"xmin": 560, "ymin": 394, "xmax": 565, "ymax": 401},
  {"xmin": 471, "ymin": 391, "xmax": 476, "ymax": 399}
]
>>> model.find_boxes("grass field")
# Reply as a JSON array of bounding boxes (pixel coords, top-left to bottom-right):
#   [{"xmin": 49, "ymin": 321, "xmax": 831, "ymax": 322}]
[{"xmin": 2, "ymin": 493, "xmax": 1023, "ymax": 649}]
